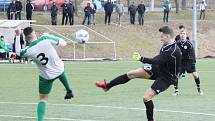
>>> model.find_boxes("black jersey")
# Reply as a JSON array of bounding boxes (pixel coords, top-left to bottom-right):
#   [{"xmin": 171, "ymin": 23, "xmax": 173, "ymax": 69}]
[
  {"xmin": 140, "ymin": 42, "xmax": 182, "ymax": 83},
  {"xmin": 176, "ymin": 39, "xmax": 196, "ymax": 63}
]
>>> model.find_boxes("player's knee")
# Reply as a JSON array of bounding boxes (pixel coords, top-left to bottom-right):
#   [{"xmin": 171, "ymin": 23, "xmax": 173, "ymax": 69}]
[
  {"xmin": 192, "ymin": 72, "xmax": 199, "ymax": 79},
  {"xmin": 39, "ymin": 94, "xmax": 48, "ymax": 102},
  {"xmin": 127, "ymin": 71, "xmax": 135, "ymax": 79},
  {"xmin": 143, "ymin": 94, "xmax": 152, "ymax": 102},
  {"xmin": 143, "ymin": 89, "xmax": 156, "ymax": 102}
]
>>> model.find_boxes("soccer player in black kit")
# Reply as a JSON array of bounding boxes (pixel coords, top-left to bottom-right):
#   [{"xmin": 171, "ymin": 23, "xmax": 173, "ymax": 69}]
[
  {"xmin": 173, "ymin": 29, "xmax": 203, "ymax": 96},
  {"xmin": 95, "ymin": 26, "xmax": 182, "ymax": 121}
]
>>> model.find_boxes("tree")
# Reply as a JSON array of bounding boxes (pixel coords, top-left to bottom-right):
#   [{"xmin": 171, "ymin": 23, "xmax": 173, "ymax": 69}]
[
  {"xmin": 175, "ymin": 0, "xmax": 179, "ymax": 13},
  {"xmin": 182, "ymin": 0, "xmax": 187, "ymax": 10},
  {"xmin": 150, "ymin": 0, "xmax": 155, "ymax": 11},
  {"xmin": 127, "ymin": 0, "xmax": 130, "ymax": 13},
  {"xmin": 75, "ymin": 0, "xmax": 78, "ymax": 16}
]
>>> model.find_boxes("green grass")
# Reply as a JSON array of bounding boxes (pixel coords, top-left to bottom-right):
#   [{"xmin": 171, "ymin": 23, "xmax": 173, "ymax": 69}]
[{"xmin": 0, "ymin": 59, "xmax": 215, "ymax": 121}]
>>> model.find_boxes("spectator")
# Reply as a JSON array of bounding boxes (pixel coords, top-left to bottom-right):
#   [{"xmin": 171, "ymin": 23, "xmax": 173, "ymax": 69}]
[
  {"xmin": 137, "ymin": 1, "xmax": 146, "ymax": 25},
  {"xmin": 9, "ymin": 0, "xmax": 16, "ymax": 20},
  {"xmin": 82, "ymin": 3, "xmax": 92, "ymax": 25},
  {"xmin": 199, "ymin": 0, "xmax": 207, "ymax": 20},
  {"xmin": 26, "ymin": 0, "xmax": 34, "ymax": 20},
  {"xmin": 0, "ymin": 36, "xmax": 9, "ymax": 60},
  {"xmin": 50, "ymin": 2, "xmax": 58, "ymax": 25},
  {"xmin": 61, "ymin": 1, "xmax": 69, "ymax": 25},
  {"xmin": 68, "ymin": 0, "xmax": 75, "ymax": 25},
  {"xmin": 15, "ymin": 0, "xmax": 23, "ymax": 20},
  {"xmin": 128, "ymin": 1, "xmax": 137, "ymax": 25},
  {"xmin": 104, "ymin": 0, "xmax": 114, "ymax": 25},
  {"xmin": 115, "ymin": 0, "xmax": 124, "ymax": 26},
  {"xmin": 162, "ymin": 0, "xmax": 171, "ymax": 23},
  {"xmin": 91, "ymin": 0, "xmax": 97, "ymax": 25},
  {"xmin": 7, "ymin": 3, "xmax": 11, "ymax": 19},
  {"xmin": 13, "ymin": 30, "xmax": 25, "ymax": 63}
]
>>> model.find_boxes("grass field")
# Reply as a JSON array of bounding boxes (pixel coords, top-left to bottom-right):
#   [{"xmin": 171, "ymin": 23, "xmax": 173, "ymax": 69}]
[{"xmin": 0, "ymin": 59, "xmax": 215, "ymax": 121}]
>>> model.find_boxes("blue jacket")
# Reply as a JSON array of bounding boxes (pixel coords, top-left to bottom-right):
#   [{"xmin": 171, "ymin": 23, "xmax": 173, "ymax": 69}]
[{"xmin": 104, "ymin": 2, "xmax": 113, "ymax": 14}]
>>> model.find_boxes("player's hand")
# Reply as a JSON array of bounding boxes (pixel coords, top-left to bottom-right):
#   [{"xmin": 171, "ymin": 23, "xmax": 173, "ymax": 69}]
[
  {"xmin": 132, "ymin": 52, "xmax": 141, "ymax": 61},
  {"xmin": 15, "ymin": 27, "xmax": 21, "ymax": 36}
]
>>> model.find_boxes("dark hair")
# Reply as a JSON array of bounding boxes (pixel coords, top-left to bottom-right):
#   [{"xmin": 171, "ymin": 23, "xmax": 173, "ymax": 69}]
[
  {"xmin": 159, "ymin": 26, "xmax": 174, "ymax": 38},
  {"xmin": 179, "ymin": 25, "xmax": 185, "ymax": 29},
  {"xmin": 0, "ymin": 35, "xmax": 4, "ymax": 38},
  {"xmin": 23, "ymin": 27, "xmax": 33, "ymax": 37}
]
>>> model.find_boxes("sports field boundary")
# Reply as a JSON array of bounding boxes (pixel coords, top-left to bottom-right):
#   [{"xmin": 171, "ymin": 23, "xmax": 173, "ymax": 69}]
[
  {"xmin": 0, "ymin": 114, "xmax": 102, "ymax": 121},
  {"xmin": 0, "ymin": 101, "xmax": 214, "ymax": 118}
]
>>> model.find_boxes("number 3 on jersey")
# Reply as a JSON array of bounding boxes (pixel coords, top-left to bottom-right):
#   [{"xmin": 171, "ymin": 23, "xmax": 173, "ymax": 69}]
[{"xmin": 37, "ymin": 53, "xmax": 49, "ymax": 65}]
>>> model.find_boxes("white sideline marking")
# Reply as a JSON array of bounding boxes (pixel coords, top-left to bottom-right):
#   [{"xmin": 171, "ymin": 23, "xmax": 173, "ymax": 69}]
[
  {"xmin": 0, "ymin": 102, "xmax": 215, "ymax": 117},
  {"xmin": 0, "ymin": 65, "xmax": 214, "ymax": 72},
  {"xmin": 0, "ymin": 114, "xmax": 101, "ymax": 121}
]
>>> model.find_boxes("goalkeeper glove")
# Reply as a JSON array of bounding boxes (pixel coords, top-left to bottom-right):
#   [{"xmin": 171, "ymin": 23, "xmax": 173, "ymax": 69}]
[{"xmin": 132, "ymin": 52, "xmax": 142, "ymax": 61}]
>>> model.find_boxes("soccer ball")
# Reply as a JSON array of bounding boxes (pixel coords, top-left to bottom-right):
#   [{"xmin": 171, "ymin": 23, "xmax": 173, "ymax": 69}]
[{"xmin": 75, "ymin": 29, "xmax": 89, "ymax": 44}]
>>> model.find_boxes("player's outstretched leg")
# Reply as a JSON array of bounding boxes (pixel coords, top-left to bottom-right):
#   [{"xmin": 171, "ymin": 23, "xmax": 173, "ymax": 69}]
[
  {"xmin": 58, "ymin": 72, "xmax": 74, "ymax": 99},
  {"xmin": 95, "ymin": 74, "xmax": 130, "ymax": 91},
  {"xmin": 192, "ymin": 72, "xmax": 203, "ymax": 95},
  {"xmin": 96, "ymin": 68, "xmax": 147, "ymax": 91}
]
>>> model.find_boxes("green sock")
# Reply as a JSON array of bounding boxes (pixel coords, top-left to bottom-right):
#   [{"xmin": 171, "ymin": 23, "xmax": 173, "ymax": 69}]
[
  {"xmin": 59, "ymin": 72, "xmax": 72, "ymax": 92},
  {"xmin": 37, "ymin": 101, "xmax": 46, "ymax": 121}
]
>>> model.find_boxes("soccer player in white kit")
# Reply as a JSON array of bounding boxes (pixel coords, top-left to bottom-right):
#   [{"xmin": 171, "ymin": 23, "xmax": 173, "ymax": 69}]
[{"xmin": 15, "ymin": 27, "xmax": 74, "ymax": 121}]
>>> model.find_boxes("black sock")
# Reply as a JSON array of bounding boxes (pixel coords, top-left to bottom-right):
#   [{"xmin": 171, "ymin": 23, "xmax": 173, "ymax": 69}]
[
  {"xmin": 144, "ymin": 100, "xmax": 154, "ymax": 121},
  {"xmin": 174, "ymin": 81, "xmax": 179, "ymax": 91},
  {"xmin": 107, "ymin": 74, "xmax": 130, "ymax": 89},
  {"xmin": 195, "ymin": 77, "xmax": 200, "ymax": 88}
]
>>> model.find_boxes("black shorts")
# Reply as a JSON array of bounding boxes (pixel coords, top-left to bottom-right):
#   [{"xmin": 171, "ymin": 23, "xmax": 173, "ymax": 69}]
[
  {"xmin": 181, "ymin": 62, "xmax": 196, "ymax": 73},
  {"xmin": 151, "ymin": 77, "xmax": 172, "ymax": 94},
  {"xmin": 143, "ymin": 65, "xmax": 172, "ymax": 94}
]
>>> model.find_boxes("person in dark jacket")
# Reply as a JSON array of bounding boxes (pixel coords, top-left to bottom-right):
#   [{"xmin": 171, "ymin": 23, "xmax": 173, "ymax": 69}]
[
  {"xmin": 104, "ymin": 0, "xmax": 114, "ymax": 25},
  {"xmin": 7, "ymin": 3, "xmax": 11, "ymax": 19},
  {"xmin": 9, "ymin": 0, "xmax": 16, "ymax": 20},
  {"xmin": 26, "ymin": 0, "xmax": 34, "ymax": 20},
  {"xmin": 82, "ymin": 3, "xmax": 92, "ymax": 25},
  {"xmin": 68, "ymin": 0, "xmax": 75, "ymax": 25},
  {"xmin": 137, "ymin": 1, "xmax": 146, "ymax": 25},
  {"xmin": 61, "ymin": 1, "xmax": 69, "ymax": 25},
  {"xmin": 15, "ymin": 0, "xmax": 23, "ymax": 20},
  {"xmin": 128, "ymin": 1, "xmax": 137, "ymax": 24},
  {"xmin": 50, "ymin": 2, "xmax": 58, "ymax": 25}
]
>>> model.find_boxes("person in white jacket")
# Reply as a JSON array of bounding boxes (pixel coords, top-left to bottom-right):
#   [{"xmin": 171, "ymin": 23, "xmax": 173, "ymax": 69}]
[
  {"xmin": 115, "ymin": 0, "xmax": 124, "ymax": 26},
  {"xmin": 199, "ymin": 0, "xmax": 207, "ymax": 19}
]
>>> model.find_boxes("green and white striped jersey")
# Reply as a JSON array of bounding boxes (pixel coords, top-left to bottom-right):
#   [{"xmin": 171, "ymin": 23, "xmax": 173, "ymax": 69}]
[{"xmin": 16, "ymin": 35, "xmax": 67, "ymax": 80}]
